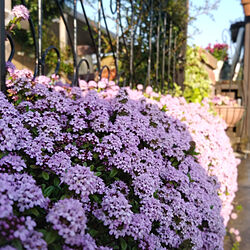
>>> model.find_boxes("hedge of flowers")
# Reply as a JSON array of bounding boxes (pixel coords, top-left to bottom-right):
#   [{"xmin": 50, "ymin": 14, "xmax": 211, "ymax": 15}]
[
  {"xmin": 0, "ymin": 68, "xmax": 226, "ymax": 249},
  {"xmin": 78, "ymin": 79, "xmax": 239, "ymax": 227}
]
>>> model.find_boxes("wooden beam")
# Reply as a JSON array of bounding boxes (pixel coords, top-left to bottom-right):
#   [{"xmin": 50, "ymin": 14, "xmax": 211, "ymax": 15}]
[{"xmin": 243, "ymin": 16, "xmax": 250, "ymax": 149}]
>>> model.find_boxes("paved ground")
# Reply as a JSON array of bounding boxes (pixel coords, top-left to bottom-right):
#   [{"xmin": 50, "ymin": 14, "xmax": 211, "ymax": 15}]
[{"xmin": 224, "ymin": 155, "xmax": 250, "ymax": 250}]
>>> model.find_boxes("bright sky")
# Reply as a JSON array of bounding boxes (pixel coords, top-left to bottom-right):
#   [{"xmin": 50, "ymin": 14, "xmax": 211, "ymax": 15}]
[{"xmin": 188, "ymin": 0, "xmax": 245, "ymax": 49}]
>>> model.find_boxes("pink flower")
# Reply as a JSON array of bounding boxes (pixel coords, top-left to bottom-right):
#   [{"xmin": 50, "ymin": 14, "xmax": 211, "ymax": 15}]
[
  {"xmin": 231, "ymin": 212, "xmax": 238, "ymax": 220},
  {"xmin": 234, "ymin": 229, "xmax": 240, "ymax": 236},
  {"xmin": 11, "ymin": 5, "xmax": 29, "ymax": 20},
  {"xmin": 51, "ymin": 74, "xmax": 59, "ymax": 81},
  {"xmin": 35, "ymin": 76, "xmax": 52, "ymax": 87},
  {"xmin": 98, "ymin": 80, "xmax": 107, "ymax": 89},
  {"xmin": 108, "ymin": 81, "xmax": 116, "ymax": 87},
  {"xmin": 236, "ymin": 236, "xmax": 241, "ymax": 242},
  {"xmin": 145, "ymin": 86, "xmax": 153, "ymax": 95},
  {"xmin": 79, "ymin": 80, "xmax": 88, "ymax": 90},
  {"xmin": 137, "ymin": 84, "xmax": 143, "ymax": 91},
  {"xmin": 88, "ymin": 81, "xmax": 97, "ymax": 89}
]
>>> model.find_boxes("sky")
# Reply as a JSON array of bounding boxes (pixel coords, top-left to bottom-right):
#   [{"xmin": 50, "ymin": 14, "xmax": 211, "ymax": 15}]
[{"xmin": 188, "ymin": 0, "xmax": 245, "ymax": 49}]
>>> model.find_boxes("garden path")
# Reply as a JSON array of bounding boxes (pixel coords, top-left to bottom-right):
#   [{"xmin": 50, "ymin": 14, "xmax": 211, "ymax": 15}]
[{"xmin": 224, "ymin": 155, "xmax": 250, "ymax": 249}]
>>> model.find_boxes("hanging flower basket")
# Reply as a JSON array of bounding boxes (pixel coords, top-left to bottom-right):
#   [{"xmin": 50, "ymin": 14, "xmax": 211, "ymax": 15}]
[
  {"xmin": 214, "ymin": 106, "xmax": 245, "ymax": 127},
  {"xmin": 241, "ymin": 0, "xmax": 250, "ymax": 16},
  {"xmin": 212, "ymin": 95, "xmax": 245, "ymax": 127}
]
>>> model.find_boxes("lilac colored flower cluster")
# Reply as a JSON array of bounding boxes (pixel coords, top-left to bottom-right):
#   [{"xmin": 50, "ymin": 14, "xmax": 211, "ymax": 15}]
[
  {"xmin": 46, "ymin": 198, "xmax": 87, "ymax": 245},
  {"xmin": 61, "ymin": 164, "xmax": 105, "ymax": 202},
  {"xmin": 11, "ymin": 5, "xmax": 29, "ymax": 20},
  {"xmin": 83, "ymin": 81, "xmax": 239, "ymax": 227},
  {"xmin": 0, "ymin": 69, "xmax": 226, "ymax": 249},
  {"xmin": 0, "ymin": 215, "xmax": 47, "ymax": 249}
]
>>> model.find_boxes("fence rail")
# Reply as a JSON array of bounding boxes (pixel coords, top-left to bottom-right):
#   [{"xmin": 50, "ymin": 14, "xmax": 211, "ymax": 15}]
[{"xmin": 1, "ymin": 0, "xmax": 185, "ymax": 92}]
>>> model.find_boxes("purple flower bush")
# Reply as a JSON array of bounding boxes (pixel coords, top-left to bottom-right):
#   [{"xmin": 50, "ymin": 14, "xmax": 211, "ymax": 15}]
[
  {"xmin": 79, "ymin": 79, "xmax": 239, "ymax": 227},
  {"xmin": 0, "ymin": 69, "xmax": 225, "ymax": 249}
]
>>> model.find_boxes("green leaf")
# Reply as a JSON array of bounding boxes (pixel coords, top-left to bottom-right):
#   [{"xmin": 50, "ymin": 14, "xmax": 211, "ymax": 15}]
[
  {"xmin": 29, "ymin": 207, "xmax": 40, "ymax": 217},
  {"xmin": 44, "ymin": 230, "xmax": 59, "ymax": 244},
  {"xmin": 15, "ymin": 98, "xmax": 22, "ymax": 105},
  {"xmin": 97, "ymin": 166, "xmax": 105, "ymax": 171},
  {"xmin": 0, "ymin": 151, "xmax": 7, "ymax": 159},
  {"xmin": 82, "ymin": 143, "xmax": 89, "ymax": 149},
  {"xmin": 30, "ymin": 164, "xmax": 39, "ymax": 169},
  {"xmin": 187, "ymin": 173, "xmax": 195, "ymax": 183},
  {"xmin": 90, "ymin": 165, "xmax": 95, "ymax": 171},
  {"xmin": 53, "ymin": 177, "xmax": 60, "ymax": 186},
  {"xmin": 153, "ymin": 190, "xmax": 159, "ymax": 199},
  {"xmin": 120, "ymin": 238, "xmax": 127, "ymax": 250},
  {"xmin": 95, "ymin": 172, "xmax": 102, "ymax": 177},
  {"xmin": 93, "ymin": 153, "xmax": 99, "ymax": 159},
  {"xmin": 172, "ymin": 160, "xmax": 179, "ymax": 167},
  {"xmin": 110, "ymin": 169, "xmax": 118, "ymax": 178},
  {"xmin": 43, "ymin": 186, "xmax": 54, "ymax": 197},
  {"xmin": 89, "ymin": 229, "xmax": 98, "ymax": 237},
  {"xmin": 60, "ymin": 194, "xmax": 68, "ymax": 200},
  {"xmin": 91, "ymin": 194, "xmax": 101, "ymax": 203},
  {"xmin": 12, "ymin": 239, "xmax": 23, "ymax": 250},
  {"xmin": 42, "ymin": 171, "xmax": 49, "ymax": 181},
  {"xmin": 31, "ymin": 127, "xmax": 38, "ymax": 136},
  {"xmin": 236, "ymin": 205, "xmax": 242, "ymax": 211},
  {"xmin": 50, "ymin": 243, "xmax": 61, "ymax": 250}
]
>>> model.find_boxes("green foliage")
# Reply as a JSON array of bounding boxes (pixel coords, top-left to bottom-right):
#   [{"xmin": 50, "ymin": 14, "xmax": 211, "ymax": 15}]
[
  {"xmin": 183, "ymin": 45, "xmax": 212, "ymax": 103},
  {"xmin": 117, "ymin": 0, "xmax": 188, "ymax": 90}
]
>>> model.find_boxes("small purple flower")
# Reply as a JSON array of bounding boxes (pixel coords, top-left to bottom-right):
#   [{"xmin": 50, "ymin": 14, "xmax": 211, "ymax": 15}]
[
  {"xmin": 47, "ymin": 198, "xmax": 87, "ymax": 242},
  {"xmin": 61, "ymin": 164, "xmax": 105, "ymax": 202},
  {"xmin": 6, "ymin": 61, "xmax": 16, "ymax": 74}
]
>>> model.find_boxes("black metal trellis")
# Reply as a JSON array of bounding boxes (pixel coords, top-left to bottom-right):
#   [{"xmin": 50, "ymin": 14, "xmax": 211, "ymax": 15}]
[
  {"xmin": 146, "ymin": 0, "xmax": 153, "ymax": 87},
  {"xmin": 1, "ymin": 0, "xmax": 183, "ymax": 92},
  {"xmin": 0, "ymin": 0, "xmax": 6, "ymax": 92}
]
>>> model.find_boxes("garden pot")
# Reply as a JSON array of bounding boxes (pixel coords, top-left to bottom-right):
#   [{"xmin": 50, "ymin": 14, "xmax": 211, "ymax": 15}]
[
  {"xmin": 241, "ymin": 0, "xmax": 250, "ymax": 16},
  {"xmin": 214, "ymin": 106, "xmax": 245, "ymax": 127}
]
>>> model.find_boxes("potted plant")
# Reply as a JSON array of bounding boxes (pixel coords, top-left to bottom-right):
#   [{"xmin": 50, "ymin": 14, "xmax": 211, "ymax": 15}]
[
  {"xmin": 212, "ymin": 95, "xmax": 245, "ymax": 127},
  {"xmin": 205, "ymin": 43, "xmax": 229, "ymax": 81}
]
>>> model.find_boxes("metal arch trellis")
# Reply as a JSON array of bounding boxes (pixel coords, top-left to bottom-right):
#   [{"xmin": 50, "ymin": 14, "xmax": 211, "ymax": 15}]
[
  {"xmin": 0, "ymin": 0, "xmax": 6, "ymax": 93},
  {"xmin": 0, "ymin": 0, "xmax": 183, "ymax": 93}
]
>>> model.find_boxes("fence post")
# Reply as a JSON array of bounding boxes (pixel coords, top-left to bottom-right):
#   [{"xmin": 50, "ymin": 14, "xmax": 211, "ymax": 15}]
[
  {"xmin": 243, "ymin": 15, "xmax": 250, "ymax": 151},
  {"xmin": 0, "ymin": 0, "xmax": 6, "ymax": 93}
]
